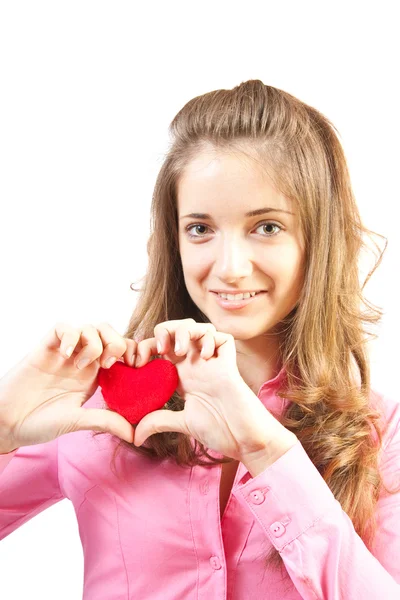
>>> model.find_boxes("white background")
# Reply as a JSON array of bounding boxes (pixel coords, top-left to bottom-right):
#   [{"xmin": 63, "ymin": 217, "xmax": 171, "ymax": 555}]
[{"xmin": 0, "ymin": 1, "xmax": 399, "ymax": 598}]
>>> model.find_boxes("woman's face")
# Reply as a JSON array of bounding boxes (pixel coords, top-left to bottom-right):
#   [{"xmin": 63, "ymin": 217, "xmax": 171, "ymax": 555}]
[{"xmin": 176, "ymin": 150, "xmax": 306, "ymax": 344}]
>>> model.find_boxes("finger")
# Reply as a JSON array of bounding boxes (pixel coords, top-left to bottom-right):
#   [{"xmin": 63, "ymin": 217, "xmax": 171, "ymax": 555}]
[
  {"xmin": 173, "ymin": 324, "xmax": 192, "ymax": 354},
  {"xmin": 73, "ymin": 407, "xmax": 135, "ymax": 444},
  {"xmin": 154, "ymin": 319, "xmax": 196, "ymax": 354},
  {"xmin": 44, "ymin": 322, "xmax": 133, "ymax": 369},
  {"xmin": 43, "ymin": 323, "xmax": 81, "ymax": 359},
  {"xmin": 173, "ymin": 323, "xmax": 217, "ymax": 355},
  {"xmin": 154, "ymin": 327, "xmax": 173, "ymax": 356},
  {"xmin": 136, "ymin": 322, "xmax": 220, "ymax": 367},
  {"xmin": 95, "ymin": 322, "xmax": 129, "ymax": 369},
  {"xmin": 200, "ymin": 330, "xmax": 216, "ymax": 359},
  {"xmin": 124, "ymin": 338, "xmax": 138, "ymax": 367},
  {"xmin": 133, "ymin": 409, "xmax": 187, "ymax": 446},
  {"xmin": 210, "ymin": 331, "xmax": 238, "ymax": 365},
  {"xmin": 135, "ymin": 337, "xmax": 158, "ymax": 367},
  {"xmin": 73, "ymin": 325, "xmax": 105, "ymax": 370},
  {"xmin": 154, "ymin": 321, "xmax": 216, "ymax": 355}
]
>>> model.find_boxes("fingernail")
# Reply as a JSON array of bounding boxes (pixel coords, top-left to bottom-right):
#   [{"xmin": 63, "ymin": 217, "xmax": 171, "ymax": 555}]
[
  {"xmin": 105, "ymin": 357, "xmax": 117, "ymax": 368},
  {"xmin": 65, "ymin": 346, "xmax": 74, "ymax": 358},
  {"xmin": 77, "ymin": 358, "xmax": 90, "ymax": 370},
  {"xmin": 175, "ymin": 341, "xmax": 181, "ymax": 353},
  {"xmin": 157, "ymin": 341, "xmax": 162, "ymax": 354}
]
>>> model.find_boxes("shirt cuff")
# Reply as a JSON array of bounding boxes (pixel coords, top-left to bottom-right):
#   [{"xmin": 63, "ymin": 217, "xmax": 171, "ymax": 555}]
[{"xmin": 232, "ymin": 439, "xmax": 339, "ymax": 551}]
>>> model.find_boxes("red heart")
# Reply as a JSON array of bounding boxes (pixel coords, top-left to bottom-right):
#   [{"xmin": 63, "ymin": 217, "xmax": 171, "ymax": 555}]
[{"xmin": 98, "ymin": 359, "xmax": 179, "ymax": 424}]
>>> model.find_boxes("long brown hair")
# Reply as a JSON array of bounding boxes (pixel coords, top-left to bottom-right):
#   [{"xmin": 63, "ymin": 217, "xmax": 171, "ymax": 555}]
[{"xmin": 94, "ymin": 80, "xmax": 399, "ymax": 572}]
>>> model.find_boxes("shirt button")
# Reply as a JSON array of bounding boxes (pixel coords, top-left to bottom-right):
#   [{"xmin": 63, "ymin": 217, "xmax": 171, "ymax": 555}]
[
  {"xmin": 250, "ymin": 490, "xmax": 265, "ymax": 504},
  {"xmin": 270, "ymin": 521, "xmax": 286, "ymax": 537},
  {"xmin": 209, "ymin": 556, "xmax": 222, "ymax": 570}
]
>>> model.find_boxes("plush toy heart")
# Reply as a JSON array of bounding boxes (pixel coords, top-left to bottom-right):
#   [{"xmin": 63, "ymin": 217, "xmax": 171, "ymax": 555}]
[{"xmin": 98, "ymin": 358, "xmax": 179, "ymax": 424}]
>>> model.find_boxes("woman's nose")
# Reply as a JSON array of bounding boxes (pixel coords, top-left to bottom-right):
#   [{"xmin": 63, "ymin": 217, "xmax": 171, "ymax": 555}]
[{"xmin": 214, "ymin": 240, "xmax": 253, "ymax": 279}]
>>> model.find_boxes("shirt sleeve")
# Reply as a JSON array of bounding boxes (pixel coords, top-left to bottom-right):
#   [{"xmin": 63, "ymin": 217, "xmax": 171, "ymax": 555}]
[
  {"xmin": 0, "ymin": 436, "xmax": 65, "ymax": 540},
  {"xmin": 231, "ymin": 414, "xmax": 400, "ymax": 599}
]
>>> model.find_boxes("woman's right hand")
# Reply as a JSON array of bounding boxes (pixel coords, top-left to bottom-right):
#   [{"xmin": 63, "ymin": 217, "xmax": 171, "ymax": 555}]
[{"xmin": 0, "ymin": 322, "xmax": 139, "ymax": 454}]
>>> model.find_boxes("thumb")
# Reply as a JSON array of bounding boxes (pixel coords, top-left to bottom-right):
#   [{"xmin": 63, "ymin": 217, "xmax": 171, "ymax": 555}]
[
  {"xmin": 74, "ymin": 407, "xmax": 135, "ymax": 444},
  {"xmin": 133, "ymin": 409, "xmax": 187, "ymax": 447}
]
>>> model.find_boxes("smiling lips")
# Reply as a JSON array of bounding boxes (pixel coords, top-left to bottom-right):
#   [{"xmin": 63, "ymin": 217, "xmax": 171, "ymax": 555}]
[
  {"xmin": 218, "ymin": 292, "xmax": 259, "ymax": 299},
  {"xmin": 211, "ymin": 289, "xmax": 266, "ymax": 295},
  {"xmin": 211, "ymin": 290, "xmax": 267, "ymax": 310}
]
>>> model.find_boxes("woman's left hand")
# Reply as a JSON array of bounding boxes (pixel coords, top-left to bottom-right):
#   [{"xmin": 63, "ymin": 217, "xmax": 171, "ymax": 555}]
[{"xmin": 132, "ymin": 319, "xmax": 297, "ymax": 464}]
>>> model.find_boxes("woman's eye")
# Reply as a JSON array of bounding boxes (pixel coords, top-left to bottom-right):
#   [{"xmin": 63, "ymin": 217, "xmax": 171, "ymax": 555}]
[
  {"xmin": 186, "ymin": 224, "xmax": 209, "ymax": 238},
  {"xmin": 255, "ymin": 222, "xmax": 282, "ymax": 236},
  {"xmin": 185, "ymin": 221, "xmax": 282, "ymax": 239}
]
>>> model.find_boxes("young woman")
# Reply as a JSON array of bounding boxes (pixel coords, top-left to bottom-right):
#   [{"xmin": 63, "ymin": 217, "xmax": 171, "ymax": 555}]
[{"xmin": 1, "ymin": 80, "xmax": 399, "ymax": 599}]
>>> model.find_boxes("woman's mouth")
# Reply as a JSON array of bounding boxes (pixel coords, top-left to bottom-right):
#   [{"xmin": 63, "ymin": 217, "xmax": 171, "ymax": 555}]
[{"xmin": 210, "ymin": 291, "xmax": 267, "ymax": 310}]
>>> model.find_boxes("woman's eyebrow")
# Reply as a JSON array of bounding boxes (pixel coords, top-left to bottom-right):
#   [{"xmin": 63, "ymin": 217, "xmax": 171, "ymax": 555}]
[{"xmin": 179, "ymin": 207, "xmax": 295, "ymax": 220}]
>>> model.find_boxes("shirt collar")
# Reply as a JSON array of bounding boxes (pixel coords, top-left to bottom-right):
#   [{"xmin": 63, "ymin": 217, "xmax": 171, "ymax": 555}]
[{"xmin": 256, "ymin": 364, "xmax": 290, "ymax": 419}]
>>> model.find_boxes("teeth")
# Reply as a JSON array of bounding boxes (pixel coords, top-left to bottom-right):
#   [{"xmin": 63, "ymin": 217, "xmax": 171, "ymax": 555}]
[{"xmin": 217, "ymin": 291, "xmax": 258, "ymax": 300}]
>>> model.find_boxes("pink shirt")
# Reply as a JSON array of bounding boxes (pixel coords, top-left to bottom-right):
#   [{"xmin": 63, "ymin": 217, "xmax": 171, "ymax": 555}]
[{"xmin": 1, "ymin": 367, "xmax": 399, "ymax": 599}]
